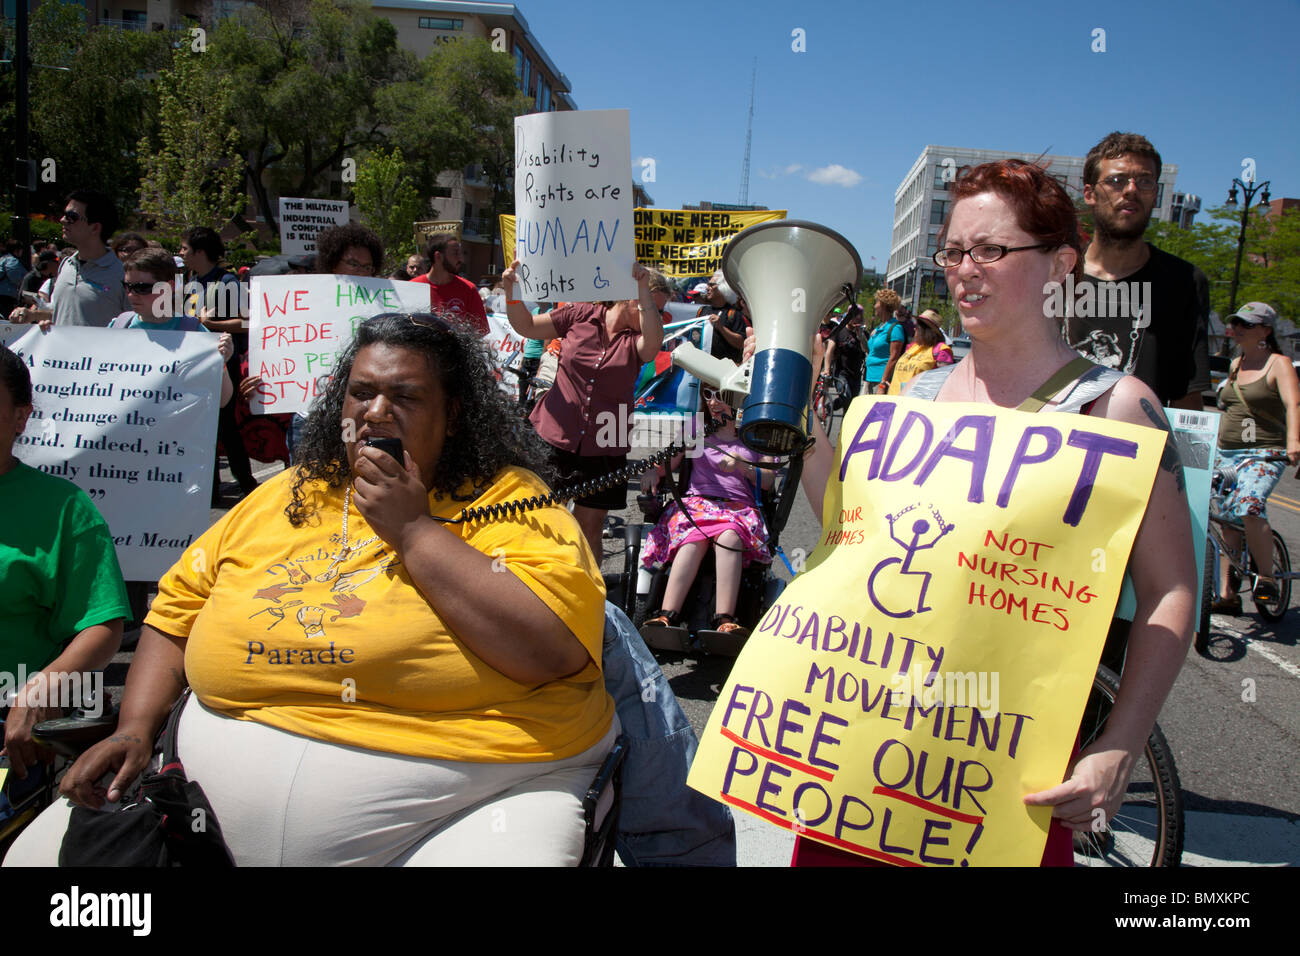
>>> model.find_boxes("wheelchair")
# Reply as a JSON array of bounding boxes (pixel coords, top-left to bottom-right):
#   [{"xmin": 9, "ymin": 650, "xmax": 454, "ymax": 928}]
[
  {"xmin": 2, "ymin": 681, "xmax": 631, "ymax": 868},
  {"xmin": 609, "ymin": 438, "xmax": 805, "ymax": 658}
]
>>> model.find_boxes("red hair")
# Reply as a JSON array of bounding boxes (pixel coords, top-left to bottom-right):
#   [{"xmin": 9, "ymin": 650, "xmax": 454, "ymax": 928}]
[{"xmin": 940, "ymin": 159, "xmax": 1083, "ymax": 281}]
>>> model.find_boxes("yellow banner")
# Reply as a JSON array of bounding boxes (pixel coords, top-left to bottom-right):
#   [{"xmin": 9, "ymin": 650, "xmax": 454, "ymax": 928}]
[
  {"xmin": 686, "ymin": 397, "xmax": 1164, "ymax": 866},
  {"xmin": 499, "ymin": 207, "xmax": 786, "ymax": 279},
  {"xmin": 414, "ymin": 219, "xmax": 462, "ymax": 245}
]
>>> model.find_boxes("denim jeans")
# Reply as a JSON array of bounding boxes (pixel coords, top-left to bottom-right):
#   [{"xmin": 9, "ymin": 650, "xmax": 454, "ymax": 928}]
[{"xmin": 601, "ymin": 603, "xmax": 736, "ymax": 866}]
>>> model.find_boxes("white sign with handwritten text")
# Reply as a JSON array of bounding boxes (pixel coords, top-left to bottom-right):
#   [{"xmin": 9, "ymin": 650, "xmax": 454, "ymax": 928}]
[
  {"xmin": 2, "ymin": 323, "xmax": 223, "ymax": 580},
  {"xmin": 512, "ymin": 108, "xmax": 636, "ymax": 303},
  {"xmin": 247, "ymin": 275, "xmax": 429, "ymax": 417}
]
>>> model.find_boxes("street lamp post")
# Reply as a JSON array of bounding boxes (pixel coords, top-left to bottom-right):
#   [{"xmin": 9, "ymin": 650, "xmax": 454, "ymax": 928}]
[{"xmin": 1225, "ymin": 174, "xmax": 1271, "ymax": 316}]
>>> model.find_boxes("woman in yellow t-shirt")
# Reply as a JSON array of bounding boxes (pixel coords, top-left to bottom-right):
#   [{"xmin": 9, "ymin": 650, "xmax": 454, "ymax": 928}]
[
  {"xmin": 886, "ymin": 309, "xmax": 954, "ymax": 395},
  {"xmin": 7, "ymin": 314, "xmax": 617, "ymax": 866}
]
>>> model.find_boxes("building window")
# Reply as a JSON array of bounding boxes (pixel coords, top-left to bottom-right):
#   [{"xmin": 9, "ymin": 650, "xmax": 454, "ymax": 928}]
[
  {"xmin": 419, "ymin": 17, "xmax": 463, "ymax": 30},
  {"xmin": 930, "ymin": 200, "xmax": 950, "ymax": 225},
  {"xmin": 537, "ymin": 79, "xmax": 551, "ymax": 112},
  {"xmin": 521, "ymin": 58, "xmax": 531, "ymax": 95},
  {"xmin": 933, "ymin": 164, "xmax": 949, "ymax": 190},
  {"xmin": 513, "ymin": 44, "xmax": 524, "ymax": 84},
  {"xmin": 1155, "ymin": 183, "xmax": 1165, "ymax": 207},
  {"xmin": 431, "ymin": 186, "xmax": 452, "ymax": 199}
]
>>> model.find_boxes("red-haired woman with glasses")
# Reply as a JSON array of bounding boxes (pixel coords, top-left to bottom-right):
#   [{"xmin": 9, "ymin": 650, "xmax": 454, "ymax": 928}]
[{"xmin": 749, "ymin": 159, "xmax": 1195, "ymax": 866}]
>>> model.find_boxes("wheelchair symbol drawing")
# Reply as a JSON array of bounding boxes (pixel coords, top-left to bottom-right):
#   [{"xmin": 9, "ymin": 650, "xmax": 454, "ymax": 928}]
[
  {"xmin": 866, "ymin": 503, "xmax": 954, "ymax": 619},
  {"xmin": 592, "ymin": 267, "xmax": 610, "ymax": 290}
]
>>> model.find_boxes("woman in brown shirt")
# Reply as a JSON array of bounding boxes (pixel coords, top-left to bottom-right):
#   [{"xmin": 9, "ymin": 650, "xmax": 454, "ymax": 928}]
[{"xmin": 502, "ymin": 260, "xmax": 671, "ymax": 557}]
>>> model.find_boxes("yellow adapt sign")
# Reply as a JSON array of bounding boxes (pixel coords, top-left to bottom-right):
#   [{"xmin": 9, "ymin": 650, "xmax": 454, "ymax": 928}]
[
  {"xmin": 687, "ymin": 397, "xmax": 1164, "ymax": 866},
  {"xmin": 499, "ymin": 208, "xmax": 786, "ymax": 279}
]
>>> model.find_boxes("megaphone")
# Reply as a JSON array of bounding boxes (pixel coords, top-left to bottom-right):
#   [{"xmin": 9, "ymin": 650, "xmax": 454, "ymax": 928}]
[{"xmin": 671, "ymin": 220, "xmax": 861, "ymax": 455}]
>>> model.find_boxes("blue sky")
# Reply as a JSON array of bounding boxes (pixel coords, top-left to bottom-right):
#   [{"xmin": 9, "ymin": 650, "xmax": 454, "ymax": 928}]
[{"xmin": 519, "ymin": 0, "xmax": 1300, "ymax": 272}]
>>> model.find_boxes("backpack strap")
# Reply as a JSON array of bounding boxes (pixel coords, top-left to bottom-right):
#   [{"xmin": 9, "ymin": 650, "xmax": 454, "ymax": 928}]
[{"xmin": 1016, "ymin": 357, "xmax": 1096, "ymax": 412}]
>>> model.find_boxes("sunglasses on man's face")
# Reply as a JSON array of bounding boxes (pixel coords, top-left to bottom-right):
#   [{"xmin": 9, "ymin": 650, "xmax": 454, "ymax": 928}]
[
  {"xmin": 123, "ymin": 281, "xmax": 160, "ymax": 295},
  {"xmin": 61, "ymin": 210, "xmax": 83, "ymax": 223}
]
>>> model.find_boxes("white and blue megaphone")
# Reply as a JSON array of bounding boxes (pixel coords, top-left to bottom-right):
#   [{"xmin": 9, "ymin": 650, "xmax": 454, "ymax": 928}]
[{"xmin": 671, "ymin": 220, "xmax": 862, "ymax": 455}]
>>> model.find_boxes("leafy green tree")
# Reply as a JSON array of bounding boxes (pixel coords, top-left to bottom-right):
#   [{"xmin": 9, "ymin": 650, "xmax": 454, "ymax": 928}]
[
  {"xmin": 206, "ymin": 0, "xmax": 415, "ymax": 231},
  {"xmin": 19, "ymin": 3, "xmax": 171, "ymax": 219},
  {"xmin": 353, "ymin": 147, "xmax": 423, "ymax": 273},
  {"xmin": 137, "ymin": 43, "xmax": 248, "ymax": 242}
]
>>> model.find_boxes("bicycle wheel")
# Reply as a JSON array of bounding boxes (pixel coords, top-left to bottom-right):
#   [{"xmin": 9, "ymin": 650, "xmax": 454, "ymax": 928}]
[
  {"xmin": 1252, "ymin": 529, "xmax": 1292, "ymax": 621},
  {"xmin": 1073, "ymin": 664, "xmax": 1184, "ymax": 867},
  {"xmin": 814, "ymin": 383, "xmax": 835, "ymax": 437}
]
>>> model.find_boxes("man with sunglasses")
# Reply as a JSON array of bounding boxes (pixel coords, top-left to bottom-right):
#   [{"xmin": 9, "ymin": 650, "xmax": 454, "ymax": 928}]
[
  {"xmin": 1065, "ymin": 132, "xmax": 1210, "ymax": 409},
  {"xmin": 6, "ymin": 190, "xmax": 127, "ymax": 330}
]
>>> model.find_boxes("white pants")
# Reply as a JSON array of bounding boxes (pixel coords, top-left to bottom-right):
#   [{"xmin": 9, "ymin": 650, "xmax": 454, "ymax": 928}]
[{"xmin": 5, "ymin": 697, "xmax": 619, "ymax": 867}]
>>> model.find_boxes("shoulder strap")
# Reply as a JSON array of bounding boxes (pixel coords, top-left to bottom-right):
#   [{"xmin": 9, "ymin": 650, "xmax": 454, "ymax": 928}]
[
  {"xmin": 1016, "ymin": 357, "xmax": 1096, "ymax": 412},
  {"xmin": 903, "ymin": 363, "xmax": 958, "ymax": 400}
]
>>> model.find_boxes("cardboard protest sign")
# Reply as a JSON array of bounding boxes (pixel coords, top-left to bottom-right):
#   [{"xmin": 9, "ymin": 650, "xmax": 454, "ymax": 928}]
[
  {"xmin": 512, "ymin": 108, "xmax": 635, "ymax": 302},
  {"xmin": 687, "ymin": 397, "xmax": 1164, "ymax": 865},
  {"xmin": 485, "ymin": 310, "xmax": 526, "ymax": 397},
  {"xmin": 1115, "ymin": 408, "xmax": 1220, "ymax": 630},
  {"xmin": 247, "ymin": 275, "xmax": 430, "ymax": 416},
  {"xmin": 278, "ymin": 197, "xmax": 349, "ymax": 256},
  {"xmin": 414, "ymin": 219, "xmax": 463, "ymax": 246},
  {"xmin": 501, "ymin": 207, "xmax": 787, "ymax": 279},
  {"xmin": 3, "ymin": 324, "xmax": 223, "ymax": 580}
]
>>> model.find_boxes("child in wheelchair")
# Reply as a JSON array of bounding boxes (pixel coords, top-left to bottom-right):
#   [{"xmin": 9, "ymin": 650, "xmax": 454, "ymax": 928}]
[{"xmin": 638, "ymin": 386, "xmax": 776, "ymax": 649}]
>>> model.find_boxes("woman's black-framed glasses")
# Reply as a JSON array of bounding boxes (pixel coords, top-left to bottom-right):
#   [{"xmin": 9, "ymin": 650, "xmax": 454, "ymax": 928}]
[{"xmin": 932, "ymin": 243, "xmax": 1053, "ymax": 268}]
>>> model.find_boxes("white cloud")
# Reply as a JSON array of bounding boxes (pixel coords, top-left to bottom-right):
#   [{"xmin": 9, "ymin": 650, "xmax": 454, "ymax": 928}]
[
  {"xmin": 759, "ymin": 163, "xmax": 804, "ymax": 179},
  {"xmin": 806, "ymin": 164, "xmax": 862, "ymax": 188}
]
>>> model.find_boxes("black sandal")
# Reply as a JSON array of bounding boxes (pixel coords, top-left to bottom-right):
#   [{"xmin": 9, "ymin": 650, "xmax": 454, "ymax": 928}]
[{"xmin": 640, "ymin": 608, "xmax": 689, "ymax": 651}]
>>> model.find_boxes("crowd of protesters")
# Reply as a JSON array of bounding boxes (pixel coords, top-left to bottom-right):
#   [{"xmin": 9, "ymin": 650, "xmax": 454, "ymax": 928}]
[{"xmin": 2, "ymin": 129, "xmax": 1289, "ymax": 868}]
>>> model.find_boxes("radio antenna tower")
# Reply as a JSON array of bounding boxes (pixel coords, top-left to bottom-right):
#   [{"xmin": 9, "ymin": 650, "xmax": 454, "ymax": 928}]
[{"xmin": 739, "ymin": 60, "xmax": 756, "ymax": 206}]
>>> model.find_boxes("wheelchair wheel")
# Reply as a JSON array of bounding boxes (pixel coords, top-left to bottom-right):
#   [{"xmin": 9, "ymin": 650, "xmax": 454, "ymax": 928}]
[
  {"xmin": 1252, "ymin": 529, "xmax": 1292, "ymax": 621},
  {"xmin": 1073, "ymin": 665, "xmax": 1184, "ymax": 867}
]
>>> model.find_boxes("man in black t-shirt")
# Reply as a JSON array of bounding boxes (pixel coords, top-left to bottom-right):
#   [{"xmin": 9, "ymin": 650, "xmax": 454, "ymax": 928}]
[
  {"xmin": 822, "ymin": 305, "xmax": 867, "ymax": 407},
  {"xmin": 1065, "ymin": 132, "xmax": 1210, "ymax": 409},
  {"xmin": 698, "ymin": 269, "xmax": 749, "ymax": 364}
]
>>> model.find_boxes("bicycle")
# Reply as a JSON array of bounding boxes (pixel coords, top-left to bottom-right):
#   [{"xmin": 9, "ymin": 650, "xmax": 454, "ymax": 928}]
[
  {"xmin": 1196, "ymin": 452, "xmax": 1295, "ymax": 652},
  {"xmin": 1073, "ymin": 664, "xmax": 1184, "ymax": 866},
  {"xmin": 812, "ymin": 371, "xmax": 851, "ymax": 437}
]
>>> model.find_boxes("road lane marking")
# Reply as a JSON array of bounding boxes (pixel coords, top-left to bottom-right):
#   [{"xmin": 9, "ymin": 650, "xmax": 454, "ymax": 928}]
[{"xmin": 1213, "ymin": 615, "xmax": 1300, "ymax": 679}]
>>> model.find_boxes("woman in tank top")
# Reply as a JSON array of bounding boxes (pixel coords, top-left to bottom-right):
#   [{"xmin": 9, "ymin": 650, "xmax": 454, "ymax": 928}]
[
  {"xmin": 1211, "ymin": 302, "xmax": 1300, "ymax": 611},
  {"xmin": 746, "ymin": 160, "xmax": 1196, "ymax": 866}
]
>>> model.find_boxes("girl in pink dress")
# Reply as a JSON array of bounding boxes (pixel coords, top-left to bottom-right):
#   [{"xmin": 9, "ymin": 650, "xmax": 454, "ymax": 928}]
[{"xmin": 639, "ymin": 386, "xmax": 774, "ymax": 639}]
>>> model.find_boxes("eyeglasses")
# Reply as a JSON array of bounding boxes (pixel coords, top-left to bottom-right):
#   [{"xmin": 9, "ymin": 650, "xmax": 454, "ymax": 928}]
[
  {"xmin": 341, "ymin": 257, "xmax": 375, "ymax": 274},
  {"xmin": 60, "ymin": 210, "xmax": 83, "ymax": 223},
  {"xmin": 123, "ymin": 281, "xmax": 160, "ymax": 295},
  {"xmin": 1227, "ymin": 317, "xmax": 1262, "ymax": 329},
  {"xmin": 701, "ymin": 386, "xmax": 721, "ymax": 401},
  {"xmin": 933, "ymin": 243, "xmax": 1053, "ymax": 268},
  {"xmin": 1097, "ymin": 174, "xmax": 1158, "ymax": 194}
]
